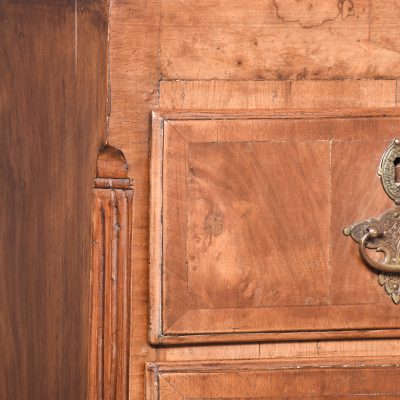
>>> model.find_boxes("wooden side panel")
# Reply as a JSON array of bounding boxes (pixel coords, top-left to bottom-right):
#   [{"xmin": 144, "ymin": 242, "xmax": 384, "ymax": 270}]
[
  {"xmin": 90, "ymin": 146, "xmax": 133, "ymax": 400},
  {"xmin": 147, "ymin": 359, "xmax": 400, "ymax": 399},
  {"xmin": 160, "ymin": 0, "xmax": 400, "ymax": 80},
  {"xmin": 0, "ymin": 1, "xmax": 108, "ymax": 399}
]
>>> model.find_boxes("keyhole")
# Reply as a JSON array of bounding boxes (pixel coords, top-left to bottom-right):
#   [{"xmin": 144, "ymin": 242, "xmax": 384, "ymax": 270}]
[{"xmin": 394, "ymin": 157, "xmax": 400, "ymax": 184}]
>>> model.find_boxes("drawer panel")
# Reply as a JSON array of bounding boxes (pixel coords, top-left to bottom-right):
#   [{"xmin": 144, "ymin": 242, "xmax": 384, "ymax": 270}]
[
  {"xmin": 149, "ymin": 113, "xmax": 400, "ymax": 344},
  {"xmin": 146, "ymin": 359, "xmax": 400, "ymax": 399}
]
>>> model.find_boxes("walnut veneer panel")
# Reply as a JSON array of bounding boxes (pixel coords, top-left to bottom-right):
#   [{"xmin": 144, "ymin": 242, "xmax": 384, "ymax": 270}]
[
  {"xmin": 0, "ymin": 1, "xmax": 108, "ymax": 398},
  {"xmin": 160, "ymin": 0, "xmax": 400, "ymax": 80},
  {"xmin": 146, "ymin": 359, "xmax": 400, "ymax": 399},
  {"xmin": 150, "ymin": 113, "xmax": 400, "ymax": 344},
  {"xmin": 186, "ymin": 141, "xmax": 330, "ymax": 310}
]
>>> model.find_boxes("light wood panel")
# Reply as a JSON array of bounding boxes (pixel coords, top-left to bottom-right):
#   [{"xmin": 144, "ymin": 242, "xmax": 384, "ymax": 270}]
[
  {"xmin": 160, "ymin": 80, "xmax": 398, "ymax": 111},
  {"xmin": 150, "ymin": 114, "xmax": 400, "ymax": 344},
  {"xmin": 0, "ymin": 1, "xmax": 108, "ymax": 398},
  {"xmin": 147, "ymin": 359, "xmax": 400, "ymax": 399},
  {"xmin": 186, "ymin": 141, "xmax": 330, "ymax": 310},
  {"xmin": 331, "ymin": 141, "xmax": 394, "ymax": 305},
  {"xmin": 160, "ymin": 0, "xmax": 400, "ymax": 80},
  {"xmin": 108, "ymin": 2, "xmax": 161, "ymax": 400},
  {"xmin": 259, "ymin": 339, "xmax": 400, "ymax": 359},
  {"xmin": 106, "ymin": 3, "xmax": 400, "ymax": 399}
]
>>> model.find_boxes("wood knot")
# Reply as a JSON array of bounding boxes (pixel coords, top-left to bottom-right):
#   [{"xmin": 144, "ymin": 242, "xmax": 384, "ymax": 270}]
[{"xmin": 204, "ymin": 208, "xmax": 224, "ymax": 237}]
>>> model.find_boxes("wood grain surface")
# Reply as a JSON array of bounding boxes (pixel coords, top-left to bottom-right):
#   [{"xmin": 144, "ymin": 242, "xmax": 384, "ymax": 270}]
[
  {"xmin": 160, "ymin": 0, "xmax": 400, "ymax": 80},
  {"xmin": 108, "ymin": 2, "xmax": 161, "ymax": 400},
  {"xmin": 89, "ymin": 146, "xmax": 133, "ymax": 400},
  {"xmin": 149, "ymin": 115, "xmax": 400, "ymax": 344},
  {"xmin": 0, "ymin": 1, "xmax": 108, "ymax": 399},
  {"xmin": 6, "ymin": 0, "xmax": 400, "ymax": 399},
  {"xmin": 160, "ymin": 80, "xmax": 399, "ymax": 111},
  {"xmin": 103, "ymin": 1, "xmax": 400, "ymax": 399},
  {"xmin": 147, "ymin": 358, "xmax": 400, "ymax": 399}
]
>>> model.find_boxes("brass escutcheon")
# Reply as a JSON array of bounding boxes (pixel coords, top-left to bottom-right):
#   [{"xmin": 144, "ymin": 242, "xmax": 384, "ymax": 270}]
[{"xmin": 344, "ymin": 139, "xmax": 400, "ymax": 304}]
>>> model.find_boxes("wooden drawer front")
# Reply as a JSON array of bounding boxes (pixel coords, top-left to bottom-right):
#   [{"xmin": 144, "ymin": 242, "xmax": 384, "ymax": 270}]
[
  {"xmin": 146, "ymin": 359, "xmax": 400, "ymax": 399},
  {"xmin": 150, "ymin": 114, "xmax": 400, "ymax": 344}
]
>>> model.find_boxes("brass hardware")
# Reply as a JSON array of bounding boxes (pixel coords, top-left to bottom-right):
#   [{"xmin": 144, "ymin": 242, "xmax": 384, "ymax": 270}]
[
  {"xmin": 377, "ymin": 138, "xmax": 400, "ymax": 205},
  {"xmin": 344, "ymin": 139, "xmax": 400, "ymax": 304}
]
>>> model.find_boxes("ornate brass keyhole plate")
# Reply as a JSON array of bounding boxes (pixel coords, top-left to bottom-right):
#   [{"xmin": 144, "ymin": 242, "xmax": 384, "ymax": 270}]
[{"xmin": 344, "ymin": 139, "xmax": 400, "ymax": 304}]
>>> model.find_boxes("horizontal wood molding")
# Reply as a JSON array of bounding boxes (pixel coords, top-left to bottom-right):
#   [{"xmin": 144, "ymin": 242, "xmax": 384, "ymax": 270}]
[
  {"xmin": 160, "ymin": 80, "xmax": 399, "ymax": 111},
  {"xmin": 157, "ymin": 108, "xmax": 400, "ymax": 121},
  {"xmin": 89, "ymin": 145, "xmax": 133, "ymax": 400}
]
